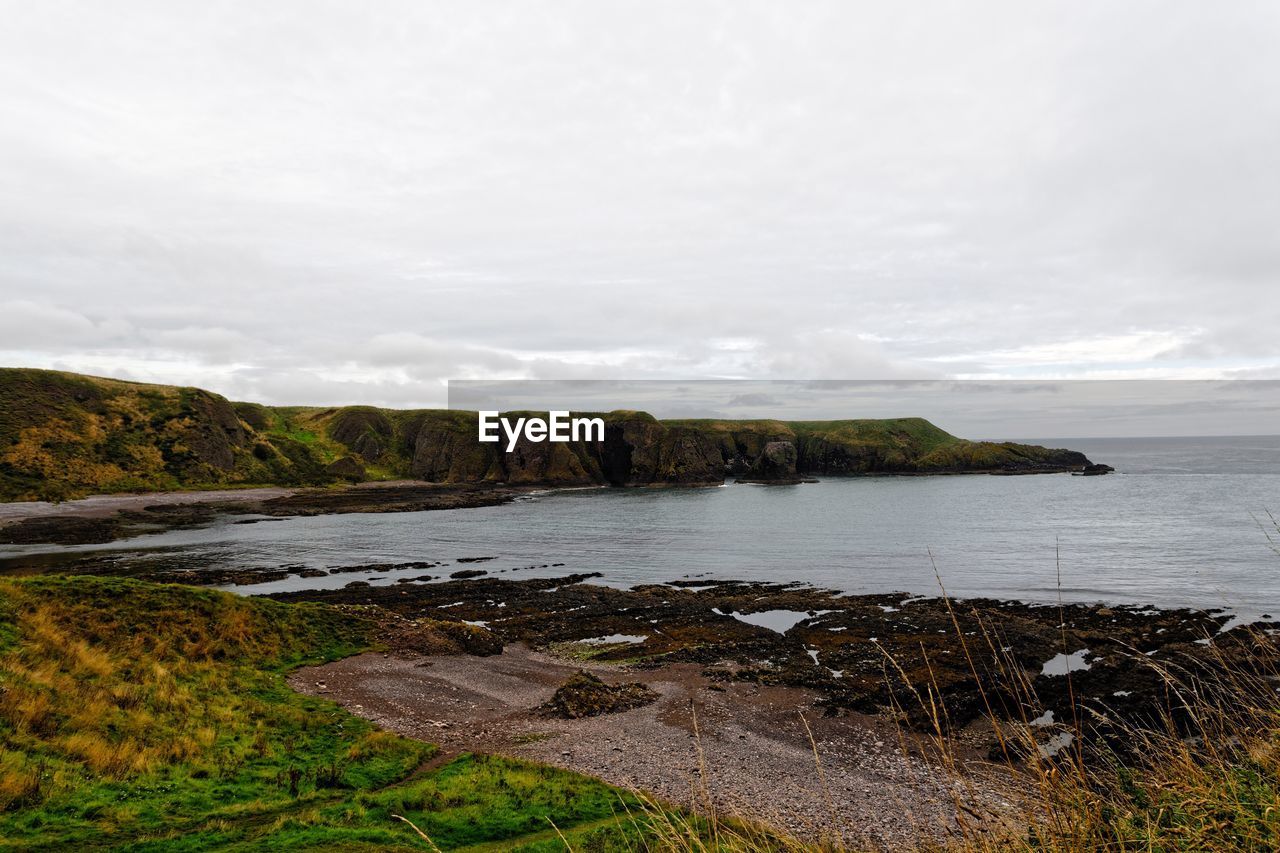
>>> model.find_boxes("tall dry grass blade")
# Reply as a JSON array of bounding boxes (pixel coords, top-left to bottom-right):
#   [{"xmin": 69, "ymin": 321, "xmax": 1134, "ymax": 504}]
[{"xmin": 391, "ymin": 813, "xmax": 442, "ymax": 852}]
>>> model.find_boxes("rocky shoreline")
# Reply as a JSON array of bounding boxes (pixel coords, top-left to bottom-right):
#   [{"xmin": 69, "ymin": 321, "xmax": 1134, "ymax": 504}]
[
  {"xmin": 0, "ymin": 481, "xmax": 527, "ymax": 546},
  {"xmin": 268, "ymin": 573, "xmax": 1269, "ymax": 761},
  {"xmin": 0, "ymin": 460, "xmax": 1110, "ymax": 547},
  {"xmin": 267, "ymin": 570, "xmax": 1272, "ymax": 847}
]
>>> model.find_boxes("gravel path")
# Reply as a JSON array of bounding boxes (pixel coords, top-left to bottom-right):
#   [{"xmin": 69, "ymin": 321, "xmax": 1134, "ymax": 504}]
[{"xmin": 291, "ymin": 645, "xmax": 1015, "ymax": 849}]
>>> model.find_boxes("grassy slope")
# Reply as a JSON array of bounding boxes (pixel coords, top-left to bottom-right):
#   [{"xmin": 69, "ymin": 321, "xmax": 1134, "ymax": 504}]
[
  {"xmin": 0, "ymin": 369, "xmax": 340, "ymax": 501},
  {"xmin": 0, "ymin": 577, "xmax": 642, "ymax": 851}
]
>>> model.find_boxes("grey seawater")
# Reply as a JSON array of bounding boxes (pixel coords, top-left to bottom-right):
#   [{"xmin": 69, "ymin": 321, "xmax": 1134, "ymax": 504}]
[{"xmin": 2, "ymin": 435, "xmax": 1278, "ymax": 617}]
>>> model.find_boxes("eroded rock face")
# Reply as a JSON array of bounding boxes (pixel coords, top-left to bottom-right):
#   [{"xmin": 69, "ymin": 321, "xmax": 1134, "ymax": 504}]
[
  {"xmin": 740, "ymin": 440, "xmax": 800, "ymax": 483},
  {"xmin": 324, "ymin": 456, "xmax": 367, "ymax": 482},
  {"xmin": 500, "ymin": 435, "xmax": 602, "ymax": 485},
  {"xmin": 411, "ymin": 423, "xmax": 499, "ymax": 482},
  {"xmin": 407, "ymin": 413, "xmax": 725, "ymax": 487},
  {"xmin": 596, "ymin": 419, "xmax": 723, "ymax": 486},
  {"xmin": 233, "ymin": 402, "xmax": 271, "ymax": 432},
  {"xmin": 329, "ymin": 409, "xmax": 395, "ymax": 462},
  {"xmin": 175, "ymin": 390, "xmax": 249, "ymax": 472}
]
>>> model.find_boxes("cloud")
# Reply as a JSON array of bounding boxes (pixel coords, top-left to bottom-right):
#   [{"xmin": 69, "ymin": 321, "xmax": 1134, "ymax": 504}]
[
  {"xmin": 1, "ymin": 2, "xmax": 1278, "ymax": 411},
  {"xmin": 0, "ymin": 301, "xmax": 100, "ymax": 347}
]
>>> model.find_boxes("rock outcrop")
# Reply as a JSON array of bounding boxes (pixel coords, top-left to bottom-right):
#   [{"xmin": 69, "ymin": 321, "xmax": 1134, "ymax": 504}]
[
  {"xmin": 324, "ymin": 456, "xmax": 367, "ymax": 482},
  {"xmin": 544, "ymin": 670, "xmax": 659, "ymax": 719},
  {"xmin": 404, "ymin": 411, "xmax": 725, "ymax": 487},
  {"xmin": 737, "ymin": 440, "xmax": 804, "ymax": 484},
  {"xmin": 328, "ymin": 408, "xmax": 395, "ymax": 462}
]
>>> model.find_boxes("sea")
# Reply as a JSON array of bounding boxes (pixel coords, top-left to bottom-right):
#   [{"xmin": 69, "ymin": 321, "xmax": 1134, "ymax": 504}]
[{"xmin": 2, "ymin": 435, "xmax": 1278, "ymax": 618}]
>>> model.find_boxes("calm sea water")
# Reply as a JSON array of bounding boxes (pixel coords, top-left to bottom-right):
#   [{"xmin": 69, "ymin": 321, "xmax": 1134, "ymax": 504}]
[{"xmin": 3, "ymin": 436, "xmax": 1278, "ymax": 616}]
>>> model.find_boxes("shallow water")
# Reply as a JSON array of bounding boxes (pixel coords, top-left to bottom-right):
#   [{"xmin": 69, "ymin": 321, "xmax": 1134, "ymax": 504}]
[{"xmin": 2, "ymin": 435, "xmax": 1278, "ymax": 616}]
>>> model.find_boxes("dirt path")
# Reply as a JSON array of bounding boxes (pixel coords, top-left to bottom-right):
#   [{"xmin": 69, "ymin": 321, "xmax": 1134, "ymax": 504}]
[{"xmin": 291, "ymin": 645, "xmax": 1015, "ymax": 849}]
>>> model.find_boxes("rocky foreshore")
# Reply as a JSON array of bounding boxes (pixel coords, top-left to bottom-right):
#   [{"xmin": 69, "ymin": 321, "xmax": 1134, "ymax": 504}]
[
  {"xmin": 0, "ymin": 481, "xmax": 527, "ymax": 545},
  {"xmin": 269, "ymin": 573, "xmax": 1269, "ymax": 761}
]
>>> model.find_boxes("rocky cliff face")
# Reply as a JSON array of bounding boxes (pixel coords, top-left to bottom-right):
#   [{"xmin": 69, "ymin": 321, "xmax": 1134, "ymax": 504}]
[
  {"xmin": 0, "ymin": 369, "xmax": 1103, "ymax": 501},
  {"xmin": 738, "ymin": 440, "xmax": 802, "ymax": 483},
  {"xmin": 170, "ymin": 390, "xmax": 249, "ymax": 474},
  {"xmin": 401, "ymin": 412, "xmax": 724, "ymax": 487},
  {"xmin": 328, "ymin": 408, "xmax": 395, "ymax": 463}
]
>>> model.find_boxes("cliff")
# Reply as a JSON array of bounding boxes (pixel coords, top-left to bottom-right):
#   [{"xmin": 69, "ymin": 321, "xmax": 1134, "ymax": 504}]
[{"xmin": 0, "ymin": 368, "xmax": 1096, "ymax": 501}]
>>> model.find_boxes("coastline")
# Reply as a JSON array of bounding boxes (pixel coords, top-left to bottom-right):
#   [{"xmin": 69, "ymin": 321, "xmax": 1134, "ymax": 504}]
[{"xmin": 0, "ymin": 465, "xmax": 1100, "ymax": 546}]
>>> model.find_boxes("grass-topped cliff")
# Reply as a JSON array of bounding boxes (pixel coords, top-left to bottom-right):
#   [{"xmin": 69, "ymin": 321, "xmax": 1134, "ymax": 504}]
[{"xmin": 0, "ymin": 368, "xmax": 1094, "ymax": 501}]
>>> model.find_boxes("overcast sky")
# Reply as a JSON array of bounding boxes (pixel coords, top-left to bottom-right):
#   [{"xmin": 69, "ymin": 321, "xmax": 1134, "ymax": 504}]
[{"xmin": 2, "ymin": 1, "xmax": 1279, "ymax": 411}]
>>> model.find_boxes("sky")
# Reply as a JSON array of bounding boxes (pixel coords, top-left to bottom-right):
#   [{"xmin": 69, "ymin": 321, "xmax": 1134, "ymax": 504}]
[{"xmin": 1, "ymin": 1, "xmax": 1279, "ymax": 413}]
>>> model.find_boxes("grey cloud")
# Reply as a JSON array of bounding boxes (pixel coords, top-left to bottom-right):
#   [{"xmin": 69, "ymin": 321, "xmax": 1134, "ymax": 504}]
[{"xmin": 1, "ymin": 1, "xmax": 1278, "ymax": 410}]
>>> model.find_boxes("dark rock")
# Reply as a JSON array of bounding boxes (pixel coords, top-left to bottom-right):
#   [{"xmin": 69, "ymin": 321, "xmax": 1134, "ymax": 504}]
[
  {"xmin": 324, "ymin": 456, "xmax": 367, "ymax": 482},
  {"xmin": 449, "ymin": 569, "xmax": 488, "ymax": 579},
  {"xmin": 0, "ymin": 516, "xmax": 124, "ymax": 545},
  {"xmin": 233, "ymin": 402, "xmax": 271, "ymax": 432},
  {"xmin": 173, "ymin": 390, "xmax": 249, "ymax": 472},
  {"xmin": 545, "ymin": 670, "xmax": 659, "ymax": 719},
  {"xmin": 388, "ymin": 618, "xmax": 502, "ymax": 656},
  {"xmin": 328, "ymin": 408, "xmax": 394, "ymax": 462},
  {"xmin": 738, "ymin": 440, "xmax": 803, "ymax": 484},
  {"xmin": 271, "ymin": 573, "xmax": 1241, "ymax": 756}
]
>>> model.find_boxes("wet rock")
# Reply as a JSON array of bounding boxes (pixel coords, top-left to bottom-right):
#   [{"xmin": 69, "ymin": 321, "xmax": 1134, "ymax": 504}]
[
  {"xmin": 271, "ymin": 573, "xmax": 1245, "ymax": 755},
  {"xmin": 253, "ymin": 483, "xmax": 519, "ymax": 517},
  {"xmin": 0, "ymin": 515, "xmax": 124, "ymax": 545},
  {"xmin": 389, "ymin": 618, "xmax": 502, "ymax": 656},
  {"xmin": 450, "ymin": 569, "xmax": 488, "ymax": 580}
]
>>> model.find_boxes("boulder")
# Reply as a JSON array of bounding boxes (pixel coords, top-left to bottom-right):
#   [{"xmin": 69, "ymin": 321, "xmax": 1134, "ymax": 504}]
[{"xmin": 544, "ymin": 671, "xmax": 658, "ymax": 719}]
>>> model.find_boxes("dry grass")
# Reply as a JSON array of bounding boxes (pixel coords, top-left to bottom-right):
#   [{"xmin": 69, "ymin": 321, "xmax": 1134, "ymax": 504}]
[{"xmin": 602, "ymin": 526, "xmax": 1280, "ymax": 852}]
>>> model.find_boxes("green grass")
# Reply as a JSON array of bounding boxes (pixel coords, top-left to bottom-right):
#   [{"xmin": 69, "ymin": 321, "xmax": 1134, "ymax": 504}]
[
  {"xmin": 270, "ymin": 427, "xmax": 319, "ymax": 445},
  {"xmin": 0, "ymin": 577, "xmax": 647, "ymax": 851}
]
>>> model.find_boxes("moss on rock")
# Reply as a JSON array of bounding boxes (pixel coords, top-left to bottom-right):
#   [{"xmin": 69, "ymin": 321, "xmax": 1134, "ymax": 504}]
[{"xmin": 545, "ymin": 670, "xmax": 659, "ymax": 719}]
